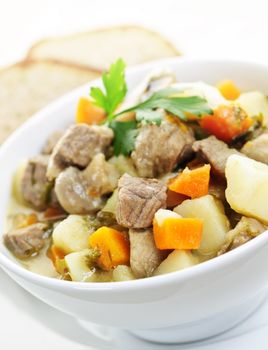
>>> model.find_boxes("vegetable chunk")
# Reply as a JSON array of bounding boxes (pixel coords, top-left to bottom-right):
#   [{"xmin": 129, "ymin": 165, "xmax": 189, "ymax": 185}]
[
  {"xmin": 153, "ymin": 209, "xmax": 203, "ymax": 250},
  {"xmin": 217, "ymin": 79, "xmax": 240, "ymax": 100},
  {"xmin": 76, "ymin": 97, "xmax": 106, "ymax": 125},
  {"xmin": 168, "ymin": 164, "xmax": 210, "ymax": 199},
  {"xmin": 153, "ymin": 250, "xmax": 198, "ymax": 276},
  {"xmin": 226, "ymin": 154, "xmax": 268, "ymax": 224},
  {"xmin": 113, "ymin": 265, "xmax": 135, "ymax": 281},
  {"xmin": 237, "ymin": 91, "xmax": 268, "ymax": 126},
  {"xmin": 89, "ymin": 226, "xmax": 130, "ymax": 270},
  {"xmin": 200, "ymin": 105, "xmax": 251, "ymax": 143},
  {"xmin": 65, "ymin": 249, "xmax": 112, "ymax": 282},
  {"xmin": 174, "ymin": 195, "xmax": 230, "ymax": 255},
  {"xmin": 52, "ymin": 215, "xmax": 92, "ymax": 254}
]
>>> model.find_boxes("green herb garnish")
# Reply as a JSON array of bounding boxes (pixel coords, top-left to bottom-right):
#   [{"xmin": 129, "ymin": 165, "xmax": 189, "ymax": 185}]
[
  {"xmin": 90, "ymin": 58, "xmax": 127, "ymax": 120},
  {"xmin": 115, "ymin": 87, "xmax": 212, "ymax": 122},
  {"xmin": 89, "ymin": 59, "xmax": 213, "ymax": 156},
  {"xmin": 110, "ymin": 120, "xmax": 139, "ymax": 156}
]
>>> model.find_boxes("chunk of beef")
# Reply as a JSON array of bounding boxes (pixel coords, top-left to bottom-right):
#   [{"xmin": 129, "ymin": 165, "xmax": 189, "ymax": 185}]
[
  {"xmin": 116, "ymin": 174, "xmax": 167, "ymax": 228},
  {"xmin": 131, "ymin": 120, "xmax": 194, "ymax": 178},
  {"xmin": 83, "ymin": 153, "xmax": 120, "ymax": 196},
  {"xmin": 241, "ymin": 133, "xmax": 268, "ymax": 164},
  {"xmin": 208, "ymin": 179, "xmax": 226, "ymax": 202},
  {"xmin": 47, "ymin": 124, "xmax": 113, "ymax": 180},
  {"xmin": 4, "ymin": 223, "xmax": 50, "ymax": 259},
  {"xmin": 55, "ymin": 167, "xmax": 104, "ymax": 214},
  {"xmin": 21, "ymin": 155, "xmax": 51, "ymax": 210},
  {"xmin": 217, "ymin": 216, "xmax": 267, "ymax": 255},
  {"xmin": 129, "ymin": 228, "xmax": 168, "ymax": 278},
  {"xmin": 42, "ymin": 131, "xmax": 64, "ymax": 155},
  {"xmin": 193, "ymin": 136, "xmax": 241, "ymax": 177}
]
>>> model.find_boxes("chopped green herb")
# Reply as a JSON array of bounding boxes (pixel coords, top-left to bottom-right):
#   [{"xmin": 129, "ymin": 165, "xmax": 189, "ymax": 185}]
[{"xmin": 110, "ymin": 120, "xmax": 138, "ymax": 156}]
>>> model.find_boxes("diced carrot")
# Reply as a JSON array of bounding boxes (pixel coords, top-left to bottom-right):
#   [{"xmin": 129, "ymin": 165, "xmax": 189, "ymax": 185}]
[
  {"xmin": 47, "ymin": 244, "xmax": 67, "ymax": 274},
  {"xmin": 76, "ymin": 97, "xmax": 106, "ymax": 125},
  {"xmin": 200, "ymin": 105, "xmax": 252, "ymax": 143},
  {"xmin": 89, "ymin": 226, "xmax": 130, "ymax": 270},
  {"xmin": 153, "ymin": 217, "xmax": 203, "ymax": 250},
  {"xmin": 25, "ymin": 213, "xmax": 38, "ymax": 226},
  {"xmin": 166, "ymin": 189, "xmax": 188, "ymax": 208},
  {"xmin": 217, "ymin": 79, "xmax": 240, "ymax": 100},
  {"xmin": 169, "ymin": 165, "xmax": 211, "ymax": 199},
  {"xmin": 48, "ymin": 245, "xmax": 66, "ymax": 265}
]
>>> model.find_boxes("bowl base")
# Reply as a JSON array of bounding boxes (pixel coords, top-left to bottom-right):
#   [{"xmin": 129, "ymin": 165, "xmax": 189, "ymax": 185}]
[{"xmin": 77, "ymin": 289, "xmax": 267, "ymax": 344}]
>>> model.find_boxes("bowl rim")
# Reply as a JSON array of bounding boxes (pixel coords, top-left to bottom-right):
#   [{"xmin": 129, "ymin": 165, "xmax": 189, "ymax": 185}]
[{"xmin": 1, "ymin": 56, "xmax": 268, "ymax": 293}]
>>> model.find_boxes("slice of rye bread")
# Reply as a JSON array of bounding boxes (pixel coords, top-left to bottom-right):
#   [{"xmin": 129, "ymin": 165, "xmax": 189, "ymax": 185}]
[
  {"xmin": 27, "ymin": 25, "xmax": 180, "ymax": 71},
  {"xmin": 0, "ymin": 60, "xmax": 100, "ymax": 143}
]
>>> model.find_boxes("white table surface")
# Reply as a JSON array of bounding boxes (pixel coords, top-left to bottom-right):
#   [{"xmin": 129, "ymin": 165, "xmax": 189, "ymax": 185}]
[{"xmin": 1, "ymin": 0, "xmax": 268, "ymax": 348}]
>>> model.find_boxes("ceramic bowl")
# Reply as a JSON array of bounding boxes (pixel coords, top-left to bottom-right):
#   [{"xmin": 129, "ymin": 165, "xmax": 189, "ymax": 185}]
[{"xmin": 1, "ymin": 58, "xmax": 268, "ymax": 344}]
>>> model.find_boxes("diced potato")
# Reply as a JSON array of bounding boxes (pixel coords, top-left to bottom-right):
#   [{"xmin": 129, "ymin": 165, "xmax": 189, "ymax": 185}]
[
  {"xmin": 101, "ymin": 189, "xmax": 118, "ymax": 215},
  {"xmin": 154, "ymin": 208, "xmax": 181, "ymax": 225},
  {"xmin": 174, "ymin": 195, "xmax": 230, "ymax": 255},
  {"xmin": 52, "ymin": 215, "xmax": 92, "ymax": 254},
  {"xmin": 108, "ymin": 155, "xmax": 137, "ymax": 176},
  {"xmin": 226, "ymin": 154, "xmax": 268, "ymax": 224},
  {"xmin": 12, "ymin": 161, "xmax": 27, "ymax": 204},
  {"xmin": 236, "ymin": 92, "xmax": 268, "ymax": 126},
  {"xmin": 153, "ymin": 250, "xmax": 198, "ymax": 276},
  {"xmin": 64, "ymin": 249, "xmax": 94, "ymax": 282},
  {"xmin": 65, "ymin": 249, "xmax": 112, "ymax": 282},
  {"xmin": 113, "ymin": 265, "xmax": 135, "ymax": 281}
]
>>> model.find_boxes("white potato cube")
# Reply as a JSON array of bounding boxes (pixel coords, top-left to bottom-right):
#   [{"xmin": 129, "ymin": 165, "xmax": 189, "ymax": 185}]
[
  {"xmin": 113, "ymin": 265, "xmax": 135, "ymax": 281},
  {"xmin": 154, "ymin": 208, "xmax": 181, "ymax": 225},
  {"xmin": 65, "ymin": 249, "xmax": 112, "ymax": 282},
  {"xmin": 52, "ymin": 215, "xmax": 91, "ymax": 254},
  {"xmin": 65, "ymin": 249, "xmax": 95, "ymax": 282},
  {"xmin": 226, "ymin": 154, "xmax": 268, "ymax": 224},
  {"xmin": 153, "ymin": 250, "xmax": 198, "ymax": 276},
  {"xmin": 12, "ymin": 161, "xmax": 27, "ymax": 204},
  {"xmin": 101, "ymin": 189, "xmax": 118, "ymax": 215},
  {"xmin": 174, "ymin": 195, "xmax": 230, "ymax": 255},
  {"xmin": 236, "ymin": 92, "xmax": 268, "ymax": 125}
]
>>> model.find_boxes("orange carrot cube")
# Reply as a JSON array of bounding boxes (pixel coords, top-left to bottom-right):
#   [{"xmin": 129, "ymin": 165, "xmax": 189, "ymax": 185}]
[
  {"xmin": 76, "ymin": 97, "xmax": 106, "ymax": 125},
  {"xmin": 217, "ymin": 79, "xmax": 240, "ymax": 100},
  {"xmin": 169, "ymin": 165, "xmax": 211, "ymax": 199},
  {"xmin": 153, "ymin": 217, "xmax": 203, "ymax": 250},
  {"xmin": 89, "ymin": 226, "xmax": 130, "ymax": 270}
]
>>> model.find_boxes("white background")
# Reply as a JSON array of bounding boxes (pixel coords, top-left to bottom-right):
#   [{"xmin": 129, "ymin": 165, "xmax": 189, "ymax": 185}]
[{"xmin": 1, "ymin": 0, "xmax": 268, "ymax": 348}]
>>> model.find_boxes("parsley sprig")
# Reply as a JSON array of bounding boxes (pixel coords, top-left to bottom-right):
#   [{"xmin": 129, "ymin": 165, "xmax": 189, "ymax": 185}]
[
  {"xmin": 110, "ymin": 120, "xmax": 139, "ymax": 156},
  {"xmin": 115, "ymin": 87, "xmax": 212, "ymax": 126},
  {"xmin": 89, "ymin": 59, "xmax": 212, "ymax": 156},
  {"xmin": 90, "ymin": 58, "xmax": 127, "ymax": 120}
]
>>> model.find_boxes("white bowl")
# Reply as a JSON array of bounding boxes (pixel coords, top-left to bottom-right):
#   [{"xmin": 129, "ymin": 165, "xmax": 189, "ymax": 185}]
[{"xmin": 1, "ymin": 58, "xmax": 268, "ymax": 344}]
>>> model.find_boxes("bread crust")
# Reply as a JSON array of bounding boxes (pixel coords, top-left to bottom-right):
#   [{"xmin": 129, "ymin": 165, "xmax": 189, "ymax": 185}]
[{"xmin": 26, "ymin": 25, "xmax": 180, "ymax": 71}]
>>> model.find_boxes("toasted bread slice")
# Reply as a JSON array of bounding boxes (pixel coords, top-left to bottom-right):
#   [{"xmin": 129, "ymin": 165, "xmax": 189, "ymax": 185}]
[
  {"xmin": 27, "ymin": 25, "xmax": 179, "ymax": 71},
  {"xmin": 0, "ymin": 60, "xmax": 99, "ymax": 143}
]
